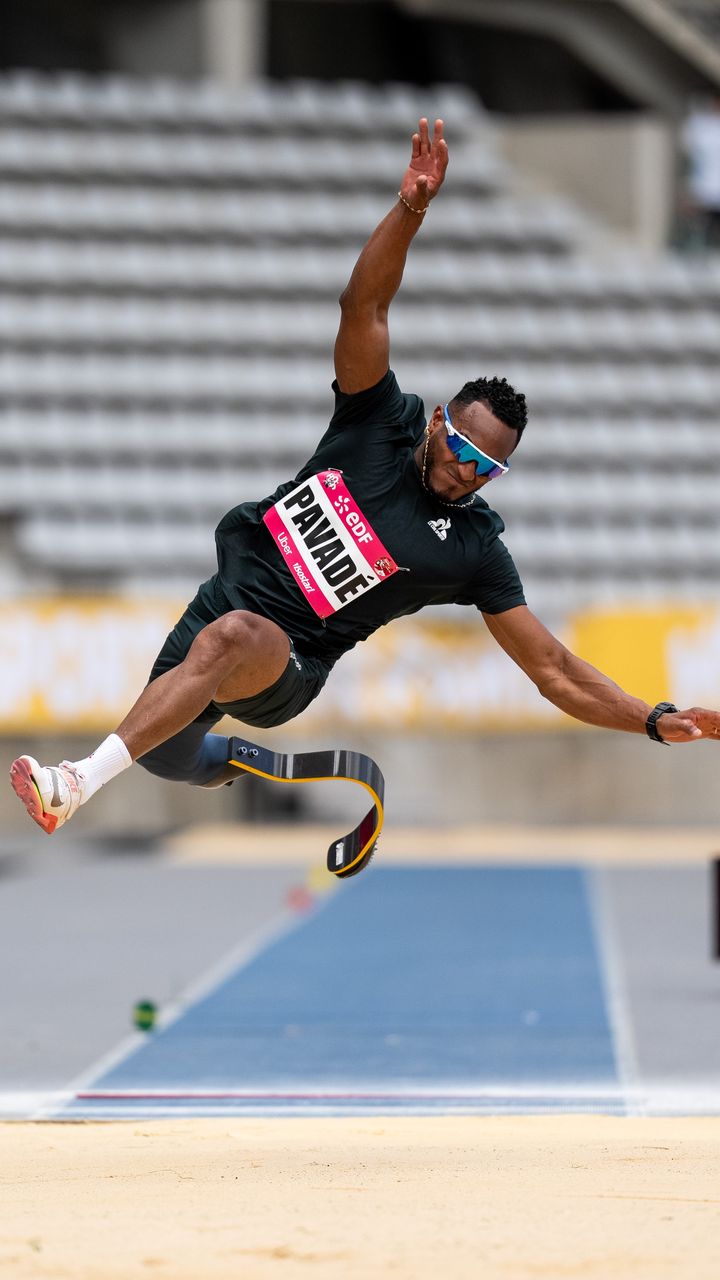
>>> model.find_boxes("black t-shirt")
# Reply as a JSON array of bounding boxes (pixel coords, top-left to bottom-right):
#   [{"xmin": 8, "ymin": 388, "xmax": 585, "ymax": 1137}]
[{"xmin": 215, "ymin": 369, "xmax": 526, "ymax": 669}]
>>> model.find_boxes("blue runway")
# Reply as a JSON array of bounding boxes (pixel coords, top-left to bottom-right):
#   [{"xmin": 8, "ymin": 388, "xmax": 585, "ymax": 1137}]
[{"xmin": 69, "ymin": 867, "xmax": 621, "ymax": 1117}]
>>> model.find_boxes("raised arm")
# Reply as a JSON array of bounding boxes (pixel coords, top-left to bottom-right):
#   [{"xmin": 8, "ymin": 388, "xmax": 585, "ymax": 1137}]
[
  {"xmin": 484, "ymin": 605, "xmax": 720, "ymax": 743},
  {"xmin": 334, "ymin": 117, "xmax": 448, "ymax": 394}
]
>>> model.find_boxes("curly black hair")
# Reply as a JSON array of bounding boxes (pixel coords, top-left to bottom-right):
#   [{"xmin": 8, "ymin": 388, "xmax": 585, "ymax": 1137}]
[{"xmin": 450, "ymin": 377, "xmax": 528, "ymax": 440}]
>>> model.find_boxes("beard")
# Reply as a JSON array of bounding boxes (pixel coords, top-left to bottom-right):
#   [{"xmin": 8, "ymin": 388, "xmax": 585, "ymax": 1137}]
[{"xmin": 422, "ymin": 431, "xmax": 473, "ymax": 503}]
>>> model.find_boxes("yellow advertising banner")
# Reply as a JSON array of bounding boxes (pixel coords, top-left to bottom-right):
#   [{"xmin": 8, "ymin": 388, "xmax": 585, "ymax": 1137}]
[
  {"xmin": 568, "ymin": 605, "xmax": 720, "ymax": 712},
  {"xmin": 0, "ymin": 599, "xmax": 180, "ymax": 733},
  {"xmin": 1, "ymin": 598, "xmax": 719, "ymax": 734}
]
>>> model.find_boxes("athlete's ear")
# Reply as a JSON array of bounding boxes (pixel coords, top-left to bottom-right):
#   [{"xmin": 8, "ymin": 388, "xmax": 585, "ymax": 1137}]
[{"xmin": 427, "ymin": 405, "xmax": 445, "ymax": 436}]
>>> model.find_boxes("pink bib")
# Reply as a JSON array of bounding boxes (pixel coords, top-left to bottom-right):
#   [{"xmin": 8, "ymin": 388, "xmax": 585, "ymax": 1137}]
[{"xmin": 263, "ymin": 470, "xmax": 399, "ymax": 619}]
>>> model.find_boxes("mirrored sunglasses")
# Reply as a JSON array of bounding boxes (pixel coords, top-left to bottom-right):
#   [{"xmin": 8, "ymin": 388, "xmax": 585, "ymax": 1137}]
[{"xmin": 443, "ymin": 405, "xmax": 509, "ymax": 480}]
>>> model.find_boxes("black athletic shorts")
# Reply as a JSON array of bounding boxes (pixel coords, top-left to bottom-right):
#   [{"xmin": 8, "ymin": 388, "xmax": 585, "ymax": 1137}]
[{"xmin": 148, "ymin": 576, "xmax": 331, "ymax": 730}]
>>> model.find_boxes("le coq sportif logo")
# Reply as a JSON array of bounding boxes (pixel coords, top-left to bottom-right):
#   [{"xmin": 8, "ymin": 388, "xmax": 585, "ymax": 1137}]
[{"xmin": 428, "ymin": 517, "xmax": 451, "ymax": 541}]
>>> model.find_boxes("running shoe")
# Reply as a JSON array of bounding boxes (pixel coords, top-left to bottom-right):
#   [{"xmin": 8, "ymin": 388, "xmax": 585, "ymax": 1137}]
[{"xmin": 9, "ymin": 755, "xmax": 85, "ymax": 834}]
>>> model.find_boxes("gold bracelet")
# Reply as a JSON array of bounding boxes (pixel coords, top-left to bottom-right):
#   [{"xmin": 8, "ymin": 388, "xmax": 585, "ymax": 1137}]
[{"xmin": 397, "ymin": 190, "xmax": 428, "ymax": 215}]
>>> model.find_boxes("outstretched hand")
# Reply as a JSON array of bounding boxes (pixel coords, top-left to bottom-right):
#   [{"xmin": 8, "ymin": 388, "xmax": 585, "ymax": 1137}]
[
  {"xmin": 399, "ymin": 117, "xmax": 448, "ymax": 211},
  {"xmin": 657, "ymin": 706, "xmax": 720, "ymax": 744}
]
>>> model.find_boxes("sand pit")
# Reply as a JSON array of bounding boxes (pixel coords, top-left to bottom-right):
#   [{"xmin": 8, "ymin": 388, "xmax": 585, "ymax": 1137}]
[{"xmin": 1, "ymin": 1116, "xmax": 719, "ymax": 1279}]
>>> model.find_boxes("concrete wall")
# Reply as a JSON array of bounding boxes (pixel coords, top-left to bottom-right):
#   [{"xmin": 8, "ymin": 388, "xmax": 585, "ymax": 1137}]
[
  {"xmin": 106, "ymin": 0, "xmax": 205, "ymax": 79},
  {"xmin": 404, "ymin": 0, "xmax": 720, "ymax": 112},
  {"xmin": 105, "ymin": 0, "xmax": 265, "ymax": 84},
  {"xmin": 499, "ymin": 114, "xmax": 677, "ymax": 251},
  {"xmin": 203, "ymin": 0, "xmax": 265, "ymax": 84}
]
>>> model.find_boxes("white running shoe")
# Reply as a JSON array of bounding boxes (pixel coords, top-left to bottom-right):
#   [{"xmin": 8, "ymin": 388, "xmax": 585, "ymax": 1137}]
[{"xmin": 9, "ymin": 755, "xmax": 85, "ymax": 834}]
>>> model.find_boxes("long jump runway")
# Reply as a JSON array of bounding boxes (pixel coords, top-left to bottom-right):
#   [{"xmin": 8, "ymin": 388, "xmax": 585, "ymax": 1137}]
[{"xmin": 2, "ymin": 831, "xmax": 718, "ymax": 1121}]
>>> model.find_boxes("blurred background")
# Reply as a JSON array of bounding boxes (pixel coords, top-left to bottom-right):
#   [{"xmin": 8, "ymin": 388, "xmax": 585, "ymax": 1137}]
[{"xmin": 2, "ymin": 0, "xmax": 720, "ymax": 838}]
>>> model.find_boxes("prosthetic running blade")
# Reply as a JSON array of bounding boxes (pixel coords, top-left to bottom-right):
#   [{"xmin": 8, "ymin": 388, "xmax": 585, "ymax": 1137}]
[{"xmin": 227, "ymin": 737, "xmax": 384, "ymax": 878}]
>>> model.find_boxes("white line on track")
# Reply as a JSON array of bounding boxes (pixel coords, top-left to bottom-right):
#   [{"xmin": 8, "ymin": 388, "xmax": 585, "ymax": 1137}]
[
  {"xmin": 587, "ymin": 863, "xmax": 641, "ymax": 1114},
  {"xmin": 29, "ymin": 897, "xmax": 325, "ymax": 1120},
  {"xmin": 5, "ymin": 1080, "xmax": 720, "ymax": 1120}
]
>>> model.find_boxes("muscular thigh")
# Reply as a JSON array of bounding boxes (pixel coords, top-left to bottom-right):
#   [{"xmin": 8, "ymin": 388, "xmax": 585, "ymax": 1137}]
[
  {"xmin": 147, "ymin": 577, "xmax": 329, "ymax": 728},
  {"xmin": 209, "ymin": 611, "xmax": 290, "ymax": 701},
  {"xmin": 213, "ymin": 641, "xmax": 330, "ymax": 728}
]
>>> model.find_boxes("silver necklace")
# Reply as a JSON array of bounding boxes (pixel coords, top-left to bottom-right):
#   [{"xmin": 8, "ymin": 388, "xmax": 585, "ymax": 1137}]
[{"xmin": 421, "ymin": 431, "xmax": 477, "ymax": 509}]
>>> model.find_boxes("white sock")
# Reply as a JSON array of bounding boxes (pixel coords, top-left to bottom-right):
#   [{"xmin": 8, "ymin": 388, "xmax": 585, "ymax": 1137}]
[{"xmin": 68, "ymin": 733, "xmax": 133, "ymax": 804}]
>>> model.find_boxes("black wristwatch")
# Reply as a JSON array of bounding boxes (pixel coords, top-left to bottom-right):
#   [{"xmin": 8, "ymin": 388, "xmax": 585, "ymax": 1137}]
[{"xmin": 645, "ymin": 701, "xmax": 678, "ymax": 744}]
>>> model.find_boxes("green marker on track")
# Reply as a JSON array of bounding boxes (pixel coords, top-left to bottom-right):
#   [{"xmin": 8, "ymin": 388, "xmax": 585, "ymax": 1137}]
[{"xmin": 132, "ymin": 1000, "xmax": 157, "ymax": 1032}]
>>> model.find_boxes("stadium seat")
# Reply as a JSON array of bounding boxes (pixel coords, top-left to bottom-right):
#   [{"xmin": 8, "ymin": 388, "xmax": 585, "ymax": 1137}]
[{"xmin": 1, "ymin": 72, "xmax": 718, "ymax": 604}]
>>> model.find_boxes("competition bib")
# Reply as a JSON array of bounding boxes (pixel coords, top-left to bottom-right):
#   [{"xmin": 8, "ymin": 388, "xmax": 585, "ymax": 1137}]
[{"xmin": 263, "ymin": 470, "xmax": 399, "ymax": 619}]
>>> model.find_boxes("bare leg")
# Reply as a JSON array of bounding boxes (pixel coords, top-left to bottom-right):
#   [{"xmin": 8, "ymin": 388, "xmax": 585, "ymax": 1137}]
[
  {"xmin": 9, "ymin": 609, "xmax": 291, "ymax": 833},
  {"xmin": 115, "ymin": 610, "xmax": 290, "ymax": 761}
]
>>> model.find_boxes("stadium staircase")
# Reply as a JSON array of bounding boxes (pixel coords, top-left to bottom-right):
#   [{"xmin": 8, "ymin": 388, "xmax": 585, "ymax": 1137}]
[{"xmin": 0, "ymin": 73, "xmax": 719, "ymax": 618}]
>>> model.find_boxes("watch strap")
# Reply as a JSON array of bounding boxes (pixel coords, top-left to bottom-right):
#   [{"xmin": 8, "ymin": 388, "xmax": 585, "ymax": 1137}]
[{"xmin": 646, "ymin": 701, "xmax": 678, "ymax": 744}]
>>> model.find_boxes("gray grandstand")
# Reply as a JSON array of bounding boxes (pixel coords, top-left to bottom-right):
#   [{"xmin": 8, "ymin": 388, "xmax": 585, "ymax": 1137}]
[{"xmin": 0, "ymin": 72, "xmax": 719, "ymax": 620}]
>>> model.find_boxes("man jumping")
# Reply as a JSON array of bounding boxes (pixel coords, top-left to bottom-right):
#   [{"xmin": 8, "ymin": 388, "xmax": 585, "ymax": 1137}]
[{"xmin": 10, "ymin": 117, "xmax": 720, "ymax": 833}]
